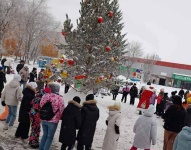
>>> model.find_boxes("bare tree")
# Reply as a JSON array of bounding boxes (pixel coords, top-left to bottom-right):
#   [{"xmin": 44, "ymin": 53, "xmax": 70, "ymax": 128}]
[
  {"xmin": 122, "ymin": 41, "xmax": 144, "ymax": 77},
  {"xmin": 0, "ymin": 0, "xmax": 24, "ymax": 58},
  {"xmin": 143, "ymin": 53, "xmax": 161, "ymax": 82}
]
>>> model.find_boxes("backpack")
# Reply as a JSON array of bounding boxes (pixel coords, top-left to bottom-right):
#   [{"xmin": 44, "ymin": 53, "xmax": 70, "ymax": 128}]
[{"xmin": 39, "ymin": 102, "xmax": 59, "ymax": 121}]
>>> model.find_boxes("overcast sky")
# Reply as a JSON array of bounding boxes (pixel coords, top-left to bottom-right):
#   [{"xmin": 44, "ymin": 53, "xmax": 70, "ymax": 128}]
[{"xmin": 47, "ymin": 0, "xmax": 191, "ymax": 64}]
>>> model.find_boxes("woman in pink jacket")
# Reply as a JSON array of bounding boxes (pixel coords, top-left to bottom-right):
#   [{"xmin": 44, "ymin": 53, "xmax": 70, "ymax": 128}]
[{"xmin": 39, "ymin": 83, "xmax": 64, "ymax": 150}]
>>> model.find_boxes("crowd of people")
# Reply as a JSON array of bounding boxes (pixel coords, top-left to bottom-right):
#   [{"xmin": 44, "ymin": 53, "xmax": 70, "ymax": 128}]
[{"xmin": 0, "ymin": 59, "xmax": 191, "ymax": 150}]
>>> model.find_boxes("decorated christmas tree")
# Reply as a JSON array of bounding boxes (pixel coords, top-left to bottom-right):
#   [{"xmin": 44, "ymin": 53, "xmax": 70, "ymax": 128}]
[{"xmin": 54, "ymin": 0, "xmax": 127, "ymax": 93}]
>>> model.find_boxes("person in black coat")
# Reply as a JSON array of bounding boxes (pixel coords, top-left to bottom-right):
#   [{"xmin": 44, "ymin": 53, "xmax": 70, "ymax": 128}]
[
  {"xmin": 162, "ymin": 95, "xmax": 186, "ymax": 150},
  {"xmin": 29, "ymin": 67, "xmax": 37, "ymax": 82},
  {"xmin": 15, "ymin": 82, "xmax": 37, "ymax": 140},
  {"xmin": 0, "ymin": 66, "xmax": 6, "ymax": 98},
  {"xmin": 64, "ymin": 83, "xmax": 70, "ymax": 94},
  {"xmin": 178, "ymin": 87, "xmax": 185, "ymax": 98},
  {"xmin": 112, "ymin": 86, "xmax": 119, "ymax": 100},
  {"xmin": 59, "ymin": 96, "xmax": 82, "ymax": 150},
  {"xmin": 1, "ymin": 57, "xmax": 7, "ymax": 68},
  {"xmin": 77, "ymin": 94, "xmax": 99, "ymax": 150},
  {"xmin": 16, "ymin": 60, "xmax": 25, "ymax": 74},
  {"xmin": 130, "ymin": 83, "xmax": 138, "ymax": 105}
]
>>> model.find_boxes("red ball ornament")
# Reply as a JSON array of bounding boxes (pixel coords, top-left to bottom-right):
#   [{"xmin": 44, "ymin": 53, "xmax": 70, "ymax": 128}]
[
  {"xmin": 108, "ymin": 11, "xmax": 113, "ymax": 17},
  {"xmin": 105, "ymin": 46, "xmax": 111, "ymax": 52},
  {"xmin": 57, "ymin": 79, "xmax": 61, "ymax": 83},
  {"xmin": 61, "ymin": 31, "xmax": 66, "ymax": 36},
  {"xmin": 59, "ymin": 59, "xmax": 64, "ymax": 64},
  {"xmin": 44, "ymin": 75, "xmax": 48, "ymax": 79},
  {"xmin": 68, "ymin": 59, "xmax": 74, "ymax": 66},
  {"xmin": 50, "ymin": 63, "xmax": 54, "ymax": 66},
  {"xmin": 98, "ymin": 17, "xmax": 103, "ymax": 23}
]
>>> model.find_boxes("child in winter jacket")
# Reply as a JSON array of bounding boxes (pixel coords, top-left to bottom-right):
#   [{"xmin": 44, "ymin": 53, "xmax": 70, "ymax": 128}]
[
  {"xmin": 131, "ymin": 105, "xmax": 157, "ymax": 150},
  {"xmin": 29, "ymin": 89, "xmax": 46, "ymax": 148},
  {"xmin": 15, "ymin": 82, "xmax": 37, "ymax": 141},
  {"xmin": 102, "ymin": 102, "xmax": 122, "ymax": 150}
]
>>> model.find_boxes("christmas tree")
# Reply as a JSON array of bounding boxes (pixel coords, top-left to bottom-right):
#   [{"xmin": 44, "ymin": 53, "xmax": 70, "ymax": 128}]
[{"xmin": 54, "ymin": 0, "xmax": 127, "ymax": 93}]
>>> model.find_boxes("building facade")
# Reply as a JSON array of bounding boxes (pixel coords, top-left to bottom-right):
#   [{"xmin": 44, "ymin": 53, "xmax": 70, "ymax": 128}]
[{"xmin": 122, "ymin": 58, "xmax": 191, "ymax": 89}]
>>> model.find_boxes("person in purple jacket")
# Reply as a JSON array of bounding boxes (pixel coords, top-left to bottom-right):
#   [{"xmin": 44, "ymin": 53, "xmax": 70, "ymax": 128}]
[{"xmin": 150, "ymin": 90, "xmax": 157, "ymax": 105}]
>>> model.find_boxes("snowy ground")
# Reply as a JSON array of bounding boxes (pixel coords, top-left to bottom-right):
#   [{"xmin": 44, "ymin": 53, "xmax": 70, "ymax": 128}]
[{"xmin": 0, "ymin": 63, "xmax": 182, "ymax": 150}]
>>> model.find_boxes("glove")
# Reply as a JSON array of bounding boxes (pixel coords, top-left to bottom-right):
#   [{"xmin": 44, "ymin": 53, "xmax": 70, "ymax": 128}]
[
  {"xmin": 115, "ymin": 124, "xmax": 120, "ymax": 134},
  {"xmin": 1, "ymin": 101, "xmax": 6, "ymax": 106}
]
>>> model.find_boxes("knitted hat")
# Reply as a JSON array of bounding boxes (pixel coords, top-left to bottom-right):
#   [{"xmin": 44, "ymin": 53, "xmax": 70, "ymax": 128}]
[
  {"xmin": 172, "ymin": 95, "xmax": 182, "ymax": 105},
  {"xmin": 48, "ymin": 83, "xmax": 60, "ymax": 94},
  {"xmin": 86, "ymin": 94, "xmax": 94, "ymax": 101},
  {"xmin": 164, "ymin": 93, "xmax": 168, "ymax": 96},
  {"xmin": 13, "ymin": 74, "xmax": 21, "ymax": 82},
  {"xmin": 73, "ymin": 96, "xmax": 81, "ymax": 104},
  {"xmin": 28, "ymin": 82, "xmax": 37, "ymax": 89}
]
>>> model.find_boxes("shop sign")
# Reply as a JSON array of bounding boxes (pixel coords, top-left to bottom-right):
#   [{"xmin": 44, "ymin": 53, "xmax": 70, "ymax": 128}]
[{"xmin": 172, "ymin": 74, "xmax": 191, "ymax": 82}]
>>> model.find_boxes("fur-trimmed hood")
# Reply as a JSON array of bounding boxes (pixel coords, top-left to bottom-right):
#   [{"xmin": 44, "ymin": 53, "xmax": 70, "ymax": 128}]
[
  {"xmin": 25, "ymin": 84, "xmax": 36, "ymax": 93},
  {"xmin": 108, "ymin": 105, "xmax": 121, "ymax": 111},
  {"xmin": 83, "ymin": 100, "xmax": 97, "ymax": 105},
  {"xmin": 68, "ymin": 100, "xmax": 82, "ymax": 108}
]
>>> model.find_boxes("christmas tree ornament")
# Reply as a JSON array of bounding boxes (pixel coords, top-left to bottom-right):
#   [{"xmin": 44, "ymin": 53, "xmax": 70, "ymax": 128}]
[
  {"xmin": 61, "ymin": 71, "xmax": 68, "ymax": 78},
  {"xmin": 62, "ymin": 31, "xmax": 66, "ymax": 36},
  {"xmin": 105, "ymin": 46, "xmax": 111, "ymax": 52},
  {"xmin": 57, "ymin": 79, "xmax": 62, "ymax": 83},
  {"xmin": 98, "ymin": 17, "xmax": 103, "ymax": 23},
  {"xmin": 75, "ymin": 75, "xmax": 87, "ymax": 80},
  {"xmin": 108, "ymin": 11, "xmax": 113, "ymax": 18},
  {"xmin": 59, "ymin": 59, "xmax": 64, "ymax": 64},
  {"xmin": 68, "ymin": 59, "xmax": 74, "ymax": 66},
  {"xmin": 110, "ymin": 57, "xmax": 115, "ymax": 62},
  {"xmin": 44, "ymin": 75, "xmax": 48, "ymax": 79}
]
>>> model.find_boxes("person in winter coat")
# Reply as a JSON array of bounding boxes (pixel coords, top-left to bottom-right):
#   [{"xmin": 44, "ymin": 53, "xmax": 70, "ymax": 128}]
[
  {"xmin": 1, "ymin": 57, "xmax": 7, "ymax": 68},
  {"xmin": 162, "ymin": 95, "xmax": 186, "ymax": 150},
  {"xmin": 64, "ymin": 83, "xmax": 70, "ymax": 94},
  {"xmin": 149, "ymin": 90, "xmax": 157, "ymax": 105},
  {"xmin": 121, "ymin": 83, "xmax": 130, "ymax": 103},
  {"xmin": 130, "ymin": 105, "xmax": 157, "ymax": 150},
  {"xmin": 112, "ymin": 86, "xmax": 120, "ymax": 100},
  {"xmin": 102, "ymin": 102, "xmax": 122, "ymax": 150},
  {"xmin": 29, "ymin": 67, "xmax": 37, "ymax": 82},
  {"xmin": 0, "ymin": 66, "xmax": 7, "ymax": 121},
  {"xmin": 39, "ymin": 83, "xmax": 64, "ymax": 150},
  {"xmin": 1, "ymin": 74, "xmax": 23, "ymax": 130},
  {"xmin": 16, "ymin": 60, "xmax": 25, "ymax": 74},
  {"xmin": 178, "ymin": 87, "xmax": 184, "ymax": 98},
  {"xmin": 4, "ymin": 58, "xmax": 13, "ymax": 74},
  {"xmin": 172, "ymin": 99, "xmax": 191, "ymax": 150},
  {"xmin": 19, "ymin": 66, "xmax": 29, "ymax": 89},
  {"xmin": 165, "ymin": 91, "xmax": 177, "ymax": 111},
  {"xmin": 15, "ymin": 82, "xmax": 37, "ymax": 141},
  {"xmin": 77, "ymin": 94, "xmax": 99, "ymax": 150},
  {"xmin": 59, "ymin": 96, "xmax": 82, "ymax": 150},
  {"xmin": 29, "ymin": 89, "xmax": 47, "ymax": 148},
  {"xmin": 159, "ymin": 93, "xmax": 169, "ymax": 115},
  {"xmin": 155, "ymin": 91, "xmax": 163, "ymax": 116},
  {"xmin": 36, "ymin": 69, "xmax": 45, "ymax": 91},
  {"xmin": 130, "ymin": 83, "xmax": 138, "ymax": 105}
]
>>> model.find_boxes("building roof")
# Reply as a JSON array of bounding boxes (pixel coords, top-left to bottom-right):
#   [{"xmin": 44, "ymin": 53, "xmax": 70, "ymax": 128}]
[{"xmin": 123, "ymin": 57, "xmax": 191, "ymax": 70}]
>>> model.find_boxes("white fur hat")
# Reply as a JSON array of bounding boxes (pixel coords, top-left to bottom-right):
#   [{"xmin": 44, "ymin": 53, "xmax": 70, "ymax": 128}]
[{"xmin": 28, "ymin": 82, "xmax": 37, "ymax": 89}]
